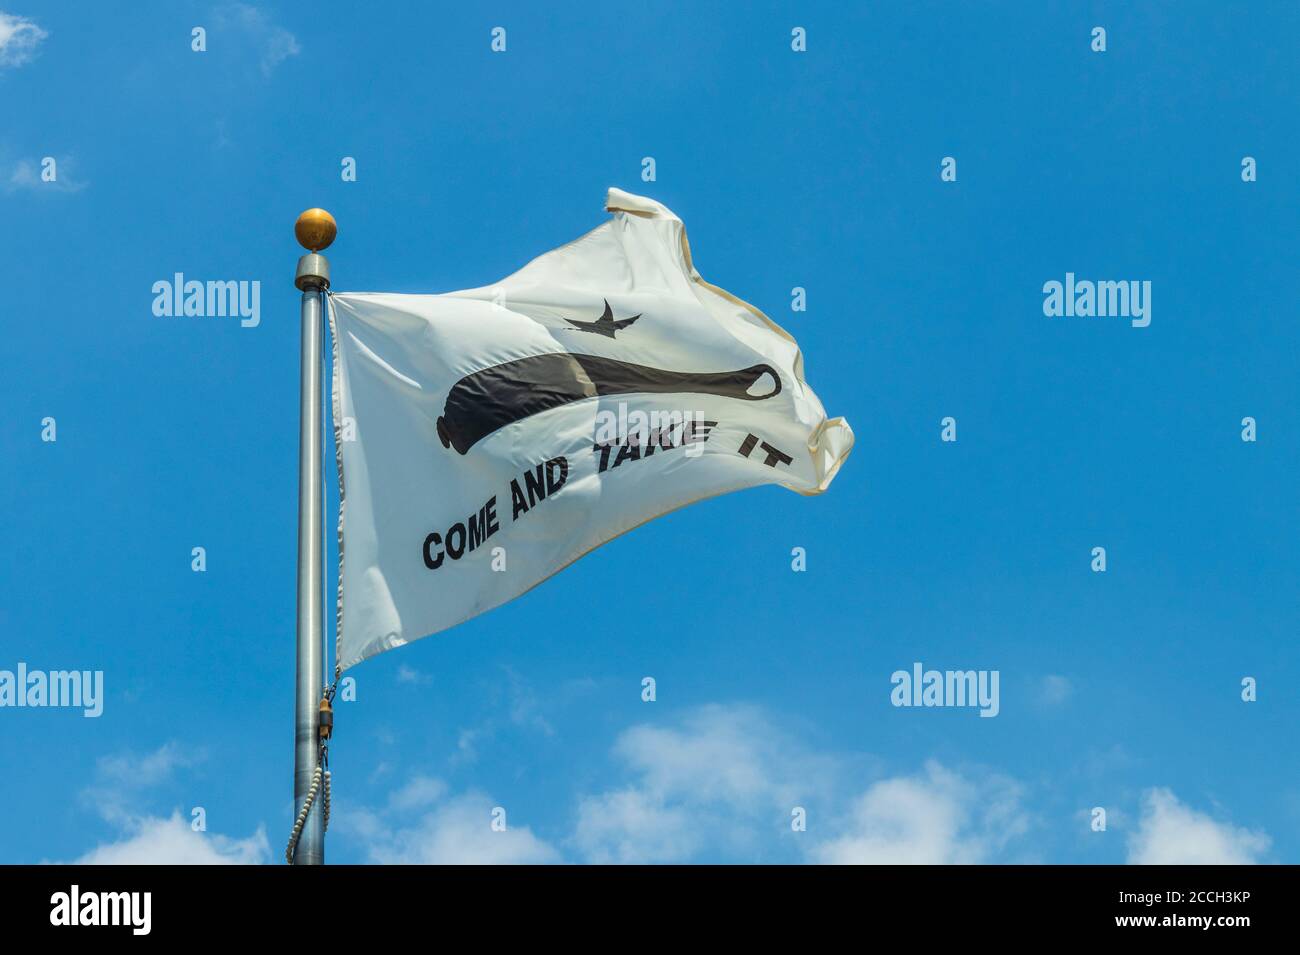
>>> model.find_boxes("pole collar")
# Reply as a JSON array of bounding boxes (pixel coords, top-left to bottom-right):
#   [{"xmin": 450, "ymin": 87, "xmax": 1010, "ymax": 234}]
[{"xmin": 296, "ymin": 253, "xmax": 331, "ymax": 291}]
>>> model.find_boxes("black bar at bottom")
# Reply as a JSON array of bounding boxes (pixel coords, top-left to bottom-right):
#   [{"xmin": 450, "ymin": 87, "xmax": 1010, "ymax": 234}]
[{"xmin": 0, "ymin": 864, "xmax": 1285, "ymax": 940}]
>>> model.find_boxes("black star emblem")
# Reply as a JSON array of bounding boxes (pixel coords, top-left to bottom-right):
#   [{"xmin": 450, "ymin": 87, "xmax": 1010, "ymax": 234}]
[{"xmin": 562, "ymin": 299, "xmax": 641, "ymax": 339}]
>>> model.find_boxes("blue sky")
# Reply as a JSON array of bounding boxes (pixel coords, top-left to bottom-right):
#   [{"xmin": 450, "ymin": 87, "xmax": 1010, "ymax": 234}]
[{"xmin": 1, "ymin": 1, "xmax": 1296, "ymax": 864}]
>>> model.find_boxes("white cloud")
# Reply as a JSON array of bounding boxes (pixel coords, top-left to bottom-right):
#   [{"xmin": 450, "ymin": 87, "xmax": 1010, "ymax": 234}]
[
  {"xmin": 810, "ymin": 761, "xmax": 1027, "ymax": 864},
  {"xmin": 70, "ymin": 813, "xmax": 268, "ymax": 865},
  {"xmin": 340, "ymin": 777, "xmax": 559, "ymax": 865},
  {"xmin": 0, "ymin": 12, "xmax": 47, "ymax": 69},
  {"xmin": 574, "ymin": 705, "xmax": 827, "ymax": 863},
  {"xmin": 575, "ymin": 705, "xmax": 1027, "ymax": 865},
  {"xmin": 1126, "ymin": 788, "xmax": 1269, "ymax": 864},
  {"xmin": 344, "ymin": 707, "xmax": 1273, "ymax": 866},
  {"xmin": 61, "ymin": 744, "xmax": 268, "ymax": 865},
  {"xmin": 610, "ymin": 705, "xmax": 807, "ymax": 806},
  {"xmin": 214, "ymin": 3, "xmax": 299, "ymax": 77},
  {"xmin": 575, "ymin": 788, "xmax": 703, "ymax": 864}
]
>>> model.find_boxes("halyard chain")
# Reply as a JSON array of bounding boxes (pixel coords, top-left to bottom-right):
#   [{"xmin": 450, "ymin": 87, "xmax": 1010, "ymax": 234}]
[{"xmin": 285, "ymin": 678, "xmax": 337, "ymax": 864}]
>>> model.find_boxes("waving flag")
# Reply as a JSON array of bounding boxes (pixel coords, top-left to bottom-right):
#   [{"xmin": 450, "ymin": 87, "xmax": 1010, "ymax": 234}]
[{"xmin": 329, "ymin": 188, "xmax": 853, "ymax": 669}]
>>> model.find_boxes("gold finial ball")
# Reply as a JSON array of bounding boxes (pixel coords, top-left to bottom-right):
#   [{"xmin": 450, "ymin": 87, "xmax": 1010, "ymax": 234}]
[{"xmin": 295, "ymin": 208, "xmax": 337, "ymax": 252}]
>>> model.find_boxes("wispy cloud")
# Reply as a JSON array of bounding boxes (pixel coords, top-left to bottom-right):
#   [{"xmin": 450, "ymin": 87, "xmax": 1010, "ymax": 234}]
[
  {"xmin": 396, "ymin": 663, "xmax": 433, "ymax": 686},
  {"xmin": 213, "ymin": 3, "xmax": 299, "ymax": 78},
  {"xmin": 1126, "ymin": 788, "xmax": 1270, "ymax": 864},
  {"xmin": 453, "ymin": 667, "xmax": 557, "ymax": 765},
  {"xmin": 0, "ymin": 12, "xmax": 47, "ymax": 69},
  {"xmin": 1037, "ymin": 674, "xmax": 1073, "ymax": 706},
  {"xmin": 79, "ymin": 742, "xmax": 196, "ymax": 825},
  {"xmin": 4, "ymin": 155, "xmax": 87, "ymax": 194},
  {"xmin": 339, "ymin": 779, "xmax": 559, "ymax": 865}
]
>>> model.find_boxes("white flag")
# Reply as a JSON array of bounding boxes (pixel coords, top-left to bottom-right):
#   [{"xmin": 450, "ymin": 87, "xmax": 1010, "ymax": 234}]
[{"xmin": 329, "ymin": 188, "xmax": 852, "ymax": 669}]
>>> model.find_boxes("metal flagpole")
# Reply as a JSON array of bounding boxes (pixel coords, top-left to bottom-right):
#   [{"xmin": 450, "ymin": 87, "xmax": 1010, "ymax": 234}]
[{"xmin": 291, "ymin": 208, "xmax": 336, "ymax": 865}]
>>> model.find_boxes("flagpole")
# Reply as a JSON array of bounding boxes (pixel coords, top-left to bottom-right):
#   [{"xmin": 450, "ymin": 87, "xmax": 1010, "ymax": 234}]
[{"xmin": 291, "ymin": 208, "xmax": 336, "ymax": 865}]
